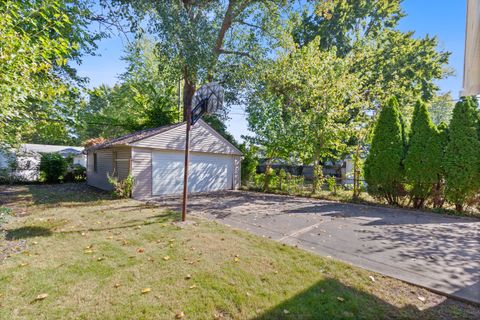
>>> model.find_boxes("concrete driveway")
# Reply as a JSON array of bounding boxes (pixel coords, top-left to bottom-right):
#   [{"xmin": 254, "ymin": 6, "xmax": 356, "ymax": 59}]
[{"xmin": 159, "ymin": 191, "xmax": 480, "ymax": 304}]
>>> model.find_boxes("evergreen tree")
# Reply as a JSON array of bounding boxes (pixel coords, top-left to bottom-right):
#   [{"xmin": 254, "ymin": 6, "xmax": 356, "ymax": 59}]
[
  {"xmin": 444, "ymin": 97, "xmax": 480, "ymax": 211},
  {"xmin": 364, "ymin": 97, "xmax": 405, "ymax": 205},
  {"xmin": 432, "ymin": 122, "xmax": 449, "ymax": 208},
  {"xmin": 404, "ymin": 101, "xmax": 443, "ymax": 208}
]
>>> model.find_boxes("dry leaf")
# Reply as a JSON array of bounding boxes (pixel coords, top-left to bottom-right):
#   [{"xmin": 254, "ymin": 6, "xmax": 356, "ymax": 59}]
[
  {"xmin": 137, "ymin": 248, "xmax": 145, "ymax": 253},
  {"xmin": 189, "ymin": 285, "xmax": 197, "ymax": 289},
  {"xmin": 85, "ymin": 244, "xmax": 93, "ymax": 249},
  {"xmin": 163, "ymin": 256, "xmax": 170, "ymax": 261},
  {"xmin": 84, "ymin": 250, "xmax": 94, "ymax": 254},
  {"xmin": 97, "ymin": 257, "xmax": 105, "ymax": 261},
  {"xmin": 283, "ymin": 309, "xmax": 290, "ymax": 314},
  {"xmin": 114, "ymin": 283, "xmax": 121, "ymax": 288},
  {"xmin": 175, "ymin": 311, "xmax": 185, "ymax": 319},
  {"xmin": 369, "ymin": 276, "xmax": 375, "ymax": 282},
  {"xmin": 337, "ymin": 297, "xmax": 345, "ymax": 302},
  {"xmin": 185, "ymin": 274, "xmax": 192, "ymax": 280},
  {"xmin": 234, "ymin": 257, "xmax": 240, "ymax": 262},
  {"xmin": 141, "ymin": 288, "xmax": 151, "ymax": 294},
  {"xmin": 418, "ymin": 296, "xmax": 426, "ymax": 302},
  {"xmin": 20, "ymin": 263, "xmax": 28, "ymax": 267},
  {"xmin": 35, "ymin": 293, "xmax": 48, "ymax": 301}
]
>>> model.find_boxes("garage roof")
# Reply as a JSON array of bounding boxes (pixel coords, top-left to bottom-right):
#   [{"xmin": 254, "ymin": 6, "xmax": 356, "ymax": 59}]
[{"xmin": 87, "ymin": 120, "xmax": 242, "ymax": 156}]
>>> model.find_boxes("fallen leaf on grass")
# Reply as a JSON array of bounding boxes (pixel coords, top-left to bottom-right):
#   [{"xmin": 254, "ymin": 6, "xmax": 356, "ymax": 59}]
[
  {"xmin": 137, "ymin": 248, "xmax": 145, "ymax": 253},
  {"xmin": 418, "ymin": 296, "xmax": 426, "ymax": 302},
  {"xmin": 189, "ymin": 285, "xmax": 197, "ymax": 289},
  {"xmin": 234, "ymin": 257, "xmax": 240, "ymax": 262},
  {"xmin": 185, "ymin": 274, "xmax": 192, "ymax": 280},
  {"xmin": 337, "ymin": 297, "xmax": 345, "ymax": 302},
  {"xmin": 175, "ymin": 311, "xmax": 185, "ymax": 319},
  {"xmin": 163, "ymin": 256, "xmax": 170, "ymax": 261},
  {"xmin": 114, "ymin": 283, "xmax": 121, "ymax": 288},
  {"xmin": 85, "ymin": 244, "xmax": 93, "ymax": 249},
  {"xmin": 84, "ymin": 250, "xmax": 94, "ymax": 254},
  {"xmin": 20, "ymin": 263, "xmax": 28, "ymax": 267},
  {"xmin": 97, "ymin": 257, "xmax": 105, "ymax": 261},
  {"xmin": 141, "ymin": 288, "xmax": 151, "ymax": 294},
  {"xmin": 369, "ymin": 276, "xmax": 375, "ymax": 282},
  {"xmin": 35, "ymin": 293, "xmax": 48, "ymax": 301}
]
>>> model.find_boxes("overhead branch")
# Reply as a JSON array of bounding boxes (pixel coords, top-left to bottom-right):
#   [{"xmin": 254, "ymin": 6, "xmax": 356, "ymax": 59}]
[{"xmin": 217, "ymin": 49, "xmax": 256, "ymax": 60}]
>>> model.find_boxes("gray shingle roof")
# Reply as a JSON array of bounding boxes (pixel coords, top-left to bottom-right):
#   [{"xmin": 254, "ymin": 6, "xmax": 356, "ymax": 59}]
[{"xmin": 86, "ymin": 122, "xmax": 185, "ymax": 151}]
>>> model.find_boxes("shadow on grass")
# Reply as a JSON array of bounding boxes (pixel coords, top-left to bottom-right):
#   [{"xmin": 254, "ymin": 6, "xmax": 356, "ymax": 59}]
[
  {"xmin": 253, "ymin": 278, "xmax": 478, "ymax": 320},
  {"xmin": 5, "ymin": 226, "xmax": 52, "ymax": 240}
]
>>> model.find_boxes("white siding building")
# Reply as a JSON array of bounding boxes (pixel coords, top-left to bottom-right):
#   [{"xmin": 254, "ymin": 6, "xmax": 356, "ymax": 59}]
[{"xmin": 86, "ymin": 120, "xmax": 242, "ymax": 199}]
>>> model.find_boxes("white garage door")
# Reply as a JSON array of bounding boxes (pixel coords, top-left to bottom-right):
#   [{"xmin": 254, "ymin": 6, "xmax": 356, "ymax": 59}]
[{"xmin": 152, "ymin": 151, "xmax": 233, "ymax": 195}]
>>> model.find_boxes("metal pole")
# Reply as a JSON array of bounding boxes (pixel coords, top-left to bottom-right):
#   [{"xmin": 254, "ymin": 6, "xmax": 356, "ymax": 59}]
[{"xmin": 181, "ymin": 110, "xmax": 191, "ymax": 222}]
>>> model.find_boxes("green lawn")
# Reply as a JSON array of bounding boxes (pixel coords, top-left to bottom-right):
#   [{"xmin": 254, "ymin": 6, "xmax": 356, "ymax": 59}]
[{"xmin": 0, "ymin": 184, "xmax": 478, "ymax": 320}]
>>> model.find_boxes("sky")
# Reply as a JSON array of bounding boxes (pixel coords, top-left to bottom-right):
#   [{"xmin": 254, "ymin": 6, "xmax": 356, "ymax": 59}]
[{"xmin": 76, "ymin": 0, "xmax": 468, "ymax": 142}]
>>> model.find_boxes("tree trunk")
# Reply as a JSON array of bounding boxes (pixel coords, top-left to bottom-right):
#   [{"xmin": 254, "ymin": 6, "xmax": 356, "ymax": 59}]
[{"xmin": 455, "ymin": 203, "xmax": 463, "ymax": 212}]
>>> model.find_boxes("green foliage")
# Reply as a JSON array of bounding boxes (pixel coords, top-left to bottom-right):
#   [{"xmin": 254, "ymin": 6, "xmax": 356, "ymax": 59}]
[
  {"xmin": 278, "ymin": 169, "xmax": 287, "ymax": 191},
  {"xmin": 429, "ymin": 92, "xmax": 455, "ymax": 126},
  {"xmin": 64, "ymin": 164, "xmax": 86, "ymax": 182},
  {"xmin": 444, "ymin": 97, "xmax": 480, "ymax": 210},
  {"xmin": 39, "ymin": 153, "xmax": 68, "ymax": 183},
  {"xmin": 404, "ymin": 101, "xmax": 443, "ymax": 208},
  {"xmin": 247, "ymin": 37, "xmax": 362, "ymax": 163},
  {"xmin": 239, "ymin": 143, "xmax": 259, "ymax": 186},
  {"xmin": 326, "ymin": 176, "xmax": 337, "ymax": 193},
  {"xmin": 293, "ymin": 0, "xmax": 404, "ymax": 56},
  {"xmin": 364, "ymin": 97, "xmax": 405, "ymax": 205},
  {"xmin": 0, "ymin": 0, "xmax": 100, "ymax": 145},
  {"xmin": 107, "ymin": 174, "xmax": 134, "ymax": 199},
  {"xmin": 264, "ymin": 167, "xmax": 275, "ymax": 192},
  {"xmin": 77, "ymin": 39, "xmax": 180, "ymax": 140}
]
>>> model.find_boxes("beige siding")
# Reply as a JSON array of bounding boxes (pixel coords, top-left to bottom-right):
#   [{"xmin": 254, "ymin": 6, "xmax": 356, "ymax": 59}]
[
  {"xmin": 130, "ymin": 121, "xmax": 241, "ymax": 155},
  {"xmin": 86, "ymin": 149, "xmax": 114, "ymax": 191},
  {"xmin": 131, "ymin": 147, "xmax": 152, "ymax": 199},
  {"xmin": 233, "ymin": 155, "xmax": 241, "ymax": 189},
  {"xmin": 112, "ymin": 147, "xmax": 131, "ymax": 180}
]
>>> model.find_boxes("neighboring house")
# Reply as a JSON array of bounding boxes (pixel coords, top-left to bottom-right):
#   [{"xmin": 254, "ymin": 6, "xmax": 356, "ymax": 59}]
[
  {"xmin": 85, "ymin": 120, "xmax": 243, "ymax": 199},
  {"xmin": 0, "ymin": 144, "xmax": 85, "ymax": 182}
]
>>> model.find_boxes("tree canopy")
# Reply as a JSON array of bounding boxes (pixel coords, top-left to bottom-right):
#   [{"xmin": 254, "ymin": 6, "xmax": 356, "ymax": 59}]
[{"xmin": 0, "ymin": 0, "xmax": 100, "ymax": 145}]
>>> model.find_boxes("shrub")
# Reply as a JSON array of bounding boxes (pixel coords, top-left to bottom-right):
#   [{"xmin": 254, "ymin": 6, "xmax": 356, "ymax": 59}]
[
  {"xmin": 108, "ymin": 174, "xmax": 134, "ymax": 198},
  {"xmin": 326, "ymin": 176, "xmax": 336, "ymax": 193},
  {"xmin": 239, "ymin": 143, "xmax": 258, "ymax": 186},
  {"xmin": 39, "ymin": 153, "xmax": 68, "ymax": 183},
  {"xmin": 432, "ymin": 122, "xmax": 449, "ymax": 208},
  {"xmin": 364, "ymin": 97, "xmax": 405, "ymax": 205},
  {"xmin": 64, "ymin": 164, "xmax": 87, "ymax": 182},
  {"xmin": 264, "ymin": 166, "xmax": 274, "ymax": 191},
  {"xmin": 444, "ymin": 97, "xmax": 480, "ymax": 211},
  {"xmin": 404, "ymin": 101, "xmax": 443, "ymax": 208},
  {"xmin": 0, "ymin": 207, "xmax": 12, "ymax": 227}
]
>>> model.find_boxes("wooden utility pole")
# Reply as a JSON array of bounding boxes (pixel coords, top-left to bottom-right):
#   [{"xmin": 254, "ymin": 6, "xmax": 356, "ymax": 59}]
[{"xmin": 181, "ymin": 113, "xmax": 191, "ymax": 222}]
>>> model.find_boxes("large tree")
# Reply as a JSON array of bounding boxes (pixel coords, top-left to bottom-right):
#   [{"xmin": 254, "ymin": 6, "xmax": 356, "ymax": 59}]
[
  {"xmin": 108, "ymin": 0, "xmax": 291, "ymax": 121},
  {"xmin": 246, "ymin": 37, "xmax": 362, "ymax": 164},
  {"xmin": 0, "ymin": 0, "xmax": 100, "ymax": 145},
  {"xmin": 292, "ymin": 0, "xmax": 450, "ymax": 116},
  {"xmin": 444, "ymin": 97, "xmax": 480, "ymax": 211},
  {"xmin": 404, "ymin": 101, "xmax": 443, "ymax": 208}
]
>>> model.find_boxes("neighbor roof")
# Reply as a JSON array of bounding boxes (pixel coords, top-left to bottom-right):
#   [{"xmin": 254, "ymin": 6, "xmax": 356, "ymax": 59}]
[{"xmin": 20, "ymin": 144, "xmax": 83, "ymax": 155}]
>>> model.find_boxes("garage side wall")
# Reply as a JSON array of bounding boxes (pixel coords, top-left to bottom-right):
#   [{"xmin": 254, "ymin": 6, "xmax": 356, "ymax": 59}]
[
  {"xmin": 86, "ymin": 149, "xmax": 114, "ymax": 191},
  {"xmin": 234, "ymin": 155, "xmax": 241, "ymax": 189},
  {"xmin": 131, "ymin": 147, "xmax": 152, "ymax": 199}
]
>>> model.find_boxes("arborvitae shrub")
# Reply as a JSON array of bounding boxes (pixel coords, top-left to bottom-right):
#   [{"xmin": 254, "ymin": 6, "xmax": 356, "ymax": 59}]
[
  {"xmin": 364, "ymin": 97, "xmax": 405, "ymax": 205},
  {"xmin": 404, "ymin": 100, "xmax": 443, "ymax": 208},
  {"xmin": 444, "ymin": 97, "xmax": 480, "ymax": 211}
]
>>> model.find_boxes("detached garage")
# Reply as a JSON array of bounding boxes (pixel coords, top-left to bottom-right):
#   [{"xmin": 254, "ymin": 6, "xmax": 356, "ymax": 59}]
[{"xmin": 86, "ymin": 120, "xmax": 242, "ymax": 199}]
